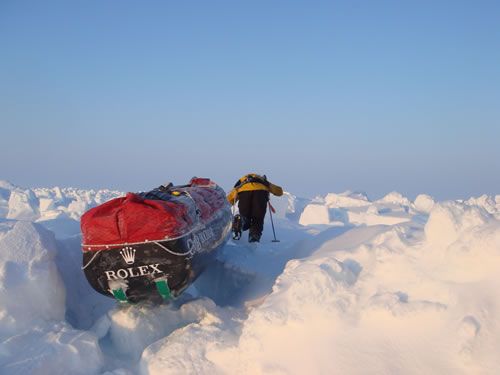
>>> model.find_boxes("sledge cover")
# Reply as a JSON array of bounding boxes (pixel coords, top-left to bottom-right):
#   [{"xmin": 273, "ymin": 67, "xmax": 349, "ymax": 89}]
[{"xmin": 81, "ymin": 178, "xmax": 227, "ymax": 251}]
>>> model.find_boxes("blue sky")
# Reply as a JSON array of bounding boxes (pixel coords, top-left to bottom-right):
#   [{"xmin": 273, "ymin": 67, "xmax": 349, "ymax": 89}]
[{"xmin": 1, "ymin": 0, "xmax": 499, "ymax": 200}]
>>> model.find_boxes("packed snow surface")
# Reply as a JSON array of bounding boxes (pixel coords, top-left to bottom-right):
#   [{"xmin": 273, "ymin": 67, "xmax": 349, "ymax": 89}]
[{"xmin": 0, "ymin": 179, "xmax": 499, "ymax": 374}]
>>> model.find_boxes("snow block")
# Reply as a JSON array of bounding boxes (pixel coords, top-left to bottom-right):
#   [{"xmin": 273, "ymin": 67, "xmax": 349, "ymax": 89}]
[
  {"xmin": 270, "ymin": 192, "xmax": 296, "ymax": 219},
  {"xmin": 465, "ymin": 195, "xmax": 498, "ymax": 215},
  {"xmin": 106, "ymin": 299, "xmax": 214, "ymax": 360},
  {"xmin": 324, "ymin": 191, "xmax": 370, "ymax": 208},
  {"xmin": 425, "ymin": 202, "xmax": 491, "ymax": 248},
  {"xmin": 139, "ymin": 299, "xmax": 233, "ymax": 375},
  {"xmin": 413, "ymin": 194, "xmax": 435, "ymax": 213},
  {"xmin": 7, "ymin": 190, "xmax": 40, "ymax": 221},
  {"xmin": 378, "ymin": 191, "xmax": 411, "ymax": 206},
  {"xmin": 299, "ymin": 204, "xmax": 330, "ymax": 225},
  {"xmin": 0, "ymin": 221, "xmax": 66, "ymax": 339}
]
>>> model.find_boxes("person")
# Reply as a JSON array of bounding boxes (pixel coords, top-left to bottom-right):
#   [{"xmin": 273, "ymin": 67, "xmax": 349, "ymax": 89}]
[{"xmin": 227, "ymin": 173, "xmax": 283, "ymax": 242}]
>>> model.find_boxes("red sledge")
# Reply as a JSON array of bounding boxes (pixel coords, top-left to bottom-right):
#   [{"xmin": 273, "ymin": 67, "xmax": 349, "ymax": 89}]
[{"xmin": 81, "ymin": 178, "xmax": 231, "ymax": 304}]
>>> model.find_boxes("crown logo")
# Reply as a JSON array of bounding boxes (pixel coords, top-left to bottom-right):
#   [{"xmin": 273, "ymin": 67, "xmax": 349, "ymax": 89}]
[{"xmin": 120, "ymin": 247, "xmax": 136, "ymax": 265}]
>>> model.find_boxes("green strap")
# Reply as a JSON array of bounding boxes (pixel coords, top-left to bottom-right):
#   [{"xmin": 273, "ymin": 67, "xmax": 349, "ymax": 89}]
[
  {"xmin": 111, "ymin": 282, "xmax": 171, "ymax": 303},
  {"xmin": 111, "ymin": 288, "xmax": 128, "ymax": 302},
  {"xmin": 155, "ymin": 280, "xmax": 172, "ymax": 300}
]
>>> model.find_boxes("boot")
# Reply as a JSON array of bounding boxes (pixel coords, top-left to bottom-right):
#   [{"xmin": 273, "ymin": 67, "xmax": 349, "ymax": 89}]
[
  {"xmin": 232, "ymin": 214, "xmax": 242, "ymax": 240},
  {"xmin": 249, "ymin": 233, "xmax": 261, "ymax": 243}
]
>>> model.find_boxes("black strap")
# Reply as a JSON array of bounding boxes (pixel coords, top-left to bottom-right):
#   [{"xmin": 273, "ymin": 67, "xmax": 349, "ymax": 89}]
[{"xmin": 234, "ymin": 175, "xmax": 270, "ymax": 189}]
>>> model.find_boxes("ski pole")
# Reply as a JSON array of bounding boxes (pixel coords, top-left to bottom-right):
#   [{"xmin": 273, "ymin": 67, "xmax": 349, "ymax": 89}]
[{"xmin": 268, "ymin": 200, "xmax": 280, "ymax": 242}]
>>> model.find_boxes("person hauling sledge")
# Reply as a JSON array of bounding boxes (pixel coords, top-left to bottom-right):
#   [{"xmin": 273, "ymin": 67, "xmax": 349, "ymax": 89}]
[{"xmin": 227, "ymin": 174, "xmax": 283, "ymax": 243}]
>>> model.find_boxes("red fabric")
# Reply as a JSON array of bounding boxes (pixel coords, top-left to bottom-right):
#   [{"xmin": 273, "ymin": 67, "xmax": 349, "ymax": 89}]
[
  {"xmin": 189, "ymin": 177, "xmax": 212, "ymax": 186},
  {"xmin": 81, "ymin": 182, "xmax": 227, "ymax": 251},
  {"xmin": 81, "ymin": 193, "xmax": 191, "ymax": 250}
]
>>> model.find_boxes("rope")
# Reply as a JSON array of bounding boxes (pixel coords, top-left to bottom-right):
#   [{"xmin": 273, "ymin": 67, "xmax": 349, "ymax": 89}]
[
  {"xmin": 81, "ymin": 226, "xmax": 199, "ymax": 249},
  {"xmin": 81, "ymin": 239, "xmax": 193, "ymax": 270},
  {"xmin": 153, "ymin": 241, "xmax": 192, "ymax": 257},
  {"xmin": 81, "ymin": 250, "xmax": 102, "ymax": 270}
]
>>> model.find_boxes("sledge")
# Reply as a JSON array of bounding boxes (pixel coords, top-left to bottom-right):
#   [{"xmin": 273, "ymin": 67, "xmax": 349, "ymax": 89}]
[{"xmin": 80, "ymin": 178, "xmax": 231, "ymax": 304}]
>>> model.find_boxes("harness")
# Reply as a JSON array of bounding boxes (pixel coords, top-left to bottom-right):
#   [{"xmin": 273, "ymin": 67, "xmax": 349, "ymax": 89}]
[{"xmin": 233, "ymin": 174, "xmax": 270, "ymax": 189}]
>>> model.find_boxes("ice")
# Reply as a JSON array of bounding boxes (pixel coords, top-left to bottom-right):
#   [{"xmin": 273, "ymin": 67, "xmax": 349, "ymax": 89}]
[
  {"xmin": 7, "ymin": 190, "xmax": 40, "ymax": 221},
  {"xmin": 378, "ymin": 191, "xmax": 411, "ymax": 206},
  {"xmin": 0, "ymin": 183, "xmax": 122, "ymax": 239},
  {"xmin": 1, "ymin": 181, "xmax": 500, "ymax": 374},
  {"xmin": 299, "ymin": 190, "xmax": 413, "ymax": 227},
  {"xmin": 0, "ymin": 322, "xmax": 103, "ymax": 375},
  {"xmin": 346, "ymin": 209, "xmax": 410, "ymax": 226},
  {"xmin": 0, "ymin": 180, "xmax": 17, "ymax": 191},
  {"xmin": 0, "ymin": 221, "xmax": 65, "ymax": 339},
  {"xmin": 104, "ymin": 300, "xmax": 213, "ymax": 360},
  {"xmin": 0, "ymin": 182, "xmax": 13, "ymax": 217},
  {"xmin": 269, "ymin": 191, "xmax": 296, "ymax": 219},
  {"xmin": 424, "ymin": 201, "xmax": 492, "ymax": 248},
  {"xmin": 0, "ymin": 198, "xmax": 9, "ymax": 218},
  {"xmin": 299, "ymin": 204, "xmax": 330, "ymax": 225},
  {"xmin": 324, "ymin": 190, "xmax": 370, "ymax": 207},
  {"xmin": 413, "ymin": 194, "xmax": 436, "ymax": 213},
  {"xmin": 465, "ymin": 194, "xmax": 498, "ymax": 214}
]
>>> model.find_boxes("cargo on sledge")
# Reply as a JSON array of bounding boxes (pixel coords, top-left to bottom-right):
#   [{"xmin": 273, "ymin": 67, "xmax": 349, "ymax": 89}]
[{"xmin": 80, "ymin": 178, "xmax": 231, "ymax": 304}]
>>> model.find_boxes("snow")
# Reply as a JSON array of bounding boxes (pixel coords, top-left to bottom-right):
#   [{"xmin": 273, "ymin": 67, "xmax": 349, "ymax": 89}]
[
  {"xmin": 299, "ymin": 204, "xmax": 330, "ymax": 225},
  {"xmin": 299, "ymin": 190, "xmax": 412, "ymax": 227},
  {"xmin": 6, "ymin": 190, "xmax": 40, "ymax": 221},
  {"xmin": 378, "ymin": 191, "xmax": 412, "ymax": 206},
  {"xmin": 414, "ymin": 193, "xmax": 436, "ymax": 213},
  {"xmin": 0, "ymin": 322, "xmax": 104, "ymax": 375},
  {"xmin": 269, "ymin": 191, "xmax": 297, "ymax": 219},
  {"xmin": 0, "ymin": 182, "xmax": 123, "ymax": 239},
  {"xmin": 424, "ymin": 201, "xmax": 492, "ymax": 248},
  {"xmin": 0, "ymin": 220, "xmax": 104, "ymax": 375},
  {"xmin": 324, "ymin": 191, "xmax": 370, "ymax": 208},
  {"xmin": 0, "ymin": 221, "xmax": 65, "ymax": 337},
  {"xmin": 0, "ymin": 179, "xmax": 499, "ymax": 374}
]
